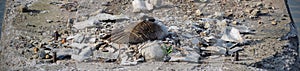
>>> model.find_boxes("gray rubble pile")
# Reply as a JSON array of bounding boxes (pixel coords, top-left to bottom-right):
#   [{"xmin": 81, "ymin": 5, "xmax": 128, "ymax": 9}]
[{"xmin": 8, "ymin": 1, "xmax": 299, "ymax": 70}]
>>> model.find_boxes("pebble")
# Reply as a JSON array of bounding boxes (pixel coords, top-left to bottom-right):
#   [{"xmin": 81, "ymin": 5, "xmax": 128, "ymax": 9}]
[
  {"xmin": 101, "ymin": 2, "xmax": 110, "ymax": 6},
  {"xmin": 199, "ymin": 0, "xmax": 208, "ymax": 2},
  {"xmin": 271, "ymin": 20, "xmax": 277, "ymax": 25},
  {"xmin": 46, "ymin": 20, "xmax": 53, "ymax": 23},
  {"xmin": 195, "ymin": 9, "xmax": 203, "ymax": 16},
  {"xmin": 33, "ymin": 47, "xmax": 39, "ymax": 54}
]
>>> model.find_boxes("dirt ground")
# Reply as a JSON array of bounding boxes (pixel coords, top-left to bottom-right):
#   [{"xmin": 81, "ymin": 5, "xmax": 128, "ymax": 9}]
[{"xmin": 1, "ymin": 0, "xmax": 300, "ymax": 71}]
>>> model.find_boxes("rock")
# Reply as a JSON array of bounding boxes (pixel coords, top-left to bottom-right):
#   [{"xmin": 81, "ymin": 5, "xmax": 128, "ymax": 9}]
[
  {"xmin": 88, "ymin": 37, "xmax": 97, "ymax": 43},
  {"xmin": 205, "ymin": 46, "xmax": 227, "ymax": 55},
  {"xmin": 260, "ymin": 9, "xmax": 269, "ymax": 15},
  {"xmin": 71, "ymin": 47, "xmax": 93, "ymax": 62},
  {"xmin": 245, "ymin": 8, "xmax": 253, "ymax": 13},
  {"xmin": 213, "ymin": 12, "xmax": 225, "ymax": 19},
  {"xmin": 93, "ymin": 49, "xmax": 119, "ymax": 60},
  {"xmin": 73, "ymin": 14, "xmax": 129, "ymax": 29},
  {"xmin": 271, "ymin": 20, "xmax": 277, "ymax": 25},
  {"xmin": 190, "ymin": 38, "xmax": 200, "ymax": 44},
  {"xmin": 79, "ymin": 47, "xmax": 93, "ymax": 57},
  {"xmin": 250, "ymin": 9, "xmax": 259, "ymax": 17},
  {"xmin": 228, "ymin": 47, "xmax": 243, "ymax": 55},
  {"xmin": 120, "ymin": 53, "xmax": 138, "ymax": 66},
  {"xmin": 73, "ymin": 34, "xmax": 85, "ymax": 43},
  {"xmin": 139, "ymin": 41, "xmax": 165, "ymax": 61},
  {"xmin": 256, "ymin": 2, "xmax": 263, "ymax": 7},
  {"xmin": 38, "ymin": 49, "xmax": 46, "ymax": 59},
  {"xmin": 33, "ymin": 47, "xmax": 39, "ymax": 54},
  {"xmin": 71, "ymin": 54, "xmax": 90, "ymax": 62},
  {"xmin": 182, "ymin": 33, "xmax": 194, "ymax": 38},
  {"xmin": 204, "ymin": 22, "xmax": 211, "ymax": 29},
  {"xmin": 101, "ymin": 2, "xmax": 110, "ymax": 6},
  {"xmin": 195, "ymin": 9, "xmax": 203, "ymax": 16},
  {"xmin": 199, "ymin": 0, "xmax": 208, "ymax": 2},
  {"xmin": 69, "ymin": 43, "xmax": 89, "ymax": 49},
  {"xmin": 168, "ymin": 26, "xmax": 179, "ymax": 31},
  {"xmin": 221, "ymin": 27, "xmax": 244, "ymax": 43},
  {"xmin": 132, "ymin": 0, "xmax": 148, "ymax": 12},
  {"xmin": 233, "ymin": 25, "xmax": 255, "ymax": 34},
  {"xmin": 46, "ymin": 20, "xmax": 53, "ymax": 23},
  {"xmin": 232, "ymin": 21, "xmax": 238, "ymax": 25},
  {"xmin": 169, "ymin": 51, "xmax": 200, "ymax": 62}
]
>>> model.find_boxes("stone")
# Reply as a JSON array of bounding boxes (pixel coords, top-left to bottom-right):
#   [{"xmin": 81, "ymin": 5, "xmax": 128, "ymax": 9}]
[
  {"xmin": 93, "ymin": 49, "xmax": 119, "ymax": 59},
  {"xmin": 199, "ymin": 0, "xmax": 208, "ymax": 2},
  {"xmin": 69, "ymin": 43, "xmax": 89, "ymax": 49},
  {"xmin": 214, "ymin": 12, "xmax": 225, "ymax": 19},
  {"xmin": 132, "ymin": 0, "xmax": 148, "ymax": 12},
  {"xmin": 232, "ymin": 21, "xmax": 238, "ymax": 25},
  {"xmin": 46, "ymin": 20, "xmax": 53, "ymax": 23},
  {"xmin": 73, "ymin": 34, "xmax": 85, "ymax": 43},
  {"xmin": 88, "ymin": 37, "xmax": 97, "ymax": 43},
  {"xmin": 182, "ymin": 33, "xmax": 194, "ymax": 38},
  {"xmin": 80, "ymin": 47, "xmax": 93, "ymax": 56},
  {"xmin": 190, "ymin": 38, "xmax": 200, "ymax": 44},
  {"xmin": 195, "ymin": 9, "xmax": 203, "ymax": 16},
  {"xmin": 271, "ymin": 20, "xmax": 277, "ymax": 25},
  {"xmin": 221, "ymin": 27, "xmax": 244, "ymax": 43},
  {"xmin": 245, "ymin": 8, "xmax": 253, "ymax": 13},
  {"xmin": 73, "ymin": 14, "xmax": 129, "ymax": 29},
  {"xmin": 168, "ymin": 26, "xmax": 179, "ymax": 31},
  {"xmin": 169, "ymin": 51, "xmax": 200, "ymax": 62},
  {"xmin": 204, "ymin": 22, "xmax": 211, "ymax": 29},
  {"xmin": 233, "ymin": 25, "xmax": 255, "ymax": 34},
  {"xmin": 139, "ymin": 41, "xmax": 165, "ymax": 61},
  {"xmin": 228, "ymin": 47, "xmax": 243, "ymax": 55},
  {"xmin": 120, "ymin": 53, "xmax": 138, "ymax": 66},
  {"xmin": 101, "ymin": 2, "xmax": 110, "ymax": 6},
  {"xmin": 250, "ymin": 9, "xmax": 259, "ymax": 16},
  {"xmin": 205, "ymin": 46, "xmax": 227, "ymax": 55},
  {"xmin": 71, "ymin": 47, "xmax": 93, "ymax": 62},
  {"xmin": 260, "ymin": 9, "xmax": 269, "ymax": 15},
  {"xmin": 38, "ymin": 49, "xmax": 46, "ymax": 59}
]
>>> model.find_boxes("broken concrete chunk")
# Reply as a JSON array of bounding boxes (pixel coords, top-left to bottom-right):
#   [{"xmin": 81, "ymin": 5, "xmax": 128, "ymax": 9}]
[
  {"xmin": 205, "ymin": 46, "xmax": 227, "ymax": 55},
  {"xmin": 169, "ymin": 51, "xmax": 200, "ymax": 63},
  {"xmin": 69, "ymin": 43, "xmax": 89, "ymax": 49},
  {"xmin": 221, "ymin": 27, "xmax": 244, "ymax": 43},
  {"xmin": 233, "ymin": 25, "xmax": 255, "ymax": 34},
  {"xmin": 228, "ymin": 47, "xmax": 244, "ymax": 55},
  {"xmin": 120, "ymin": 53, "xmax": 138, "ymax": 66},
  {"xmin": 190, "ymin": 38, "xmax": 200, "ymax": 44},
  {"xmin": 71, "ymin": 47, "xmax": 93, "ymax": 62},
  {"xmin": 73, "ymin": 14, "xmax": 129, "ymax": 29},
  {"xmin": 139, "ymin": 41, "xmax": 165, "ymax": 62}
]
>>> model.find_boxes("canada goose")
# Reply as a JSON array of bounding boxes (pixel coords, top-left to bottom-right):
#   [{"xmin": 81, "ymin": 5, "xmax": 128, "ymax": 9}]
[{"xmin": 109, "ymin": 20, "xmax": 168, "ymax": 44}]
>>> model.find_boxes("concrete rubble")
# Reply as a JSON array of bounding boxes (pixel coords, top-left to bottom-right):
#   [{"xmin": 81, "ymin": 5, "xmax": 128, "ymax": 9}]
[{"xmin": 2, "ymin": 0, "xmax": 300, "ymax": 71}]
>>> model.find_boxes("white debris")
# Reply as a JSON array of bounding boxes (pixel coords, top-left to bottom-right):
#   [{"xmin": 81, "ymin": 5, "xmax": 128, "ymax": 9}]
[{"xmin": 221, "ymin": 27, "xmax": 244, "ymax": 43}]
